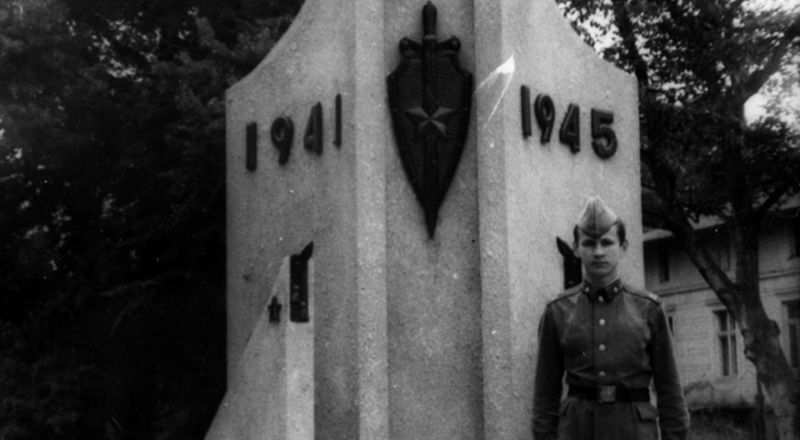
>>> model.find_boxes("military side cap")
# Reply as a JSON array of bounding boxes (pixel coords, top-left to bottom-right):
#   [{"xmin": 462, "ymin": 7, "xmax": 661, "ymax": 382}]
[{"xmin": 577, "ymin": 196, "xmax": 619, "ymax": 237}]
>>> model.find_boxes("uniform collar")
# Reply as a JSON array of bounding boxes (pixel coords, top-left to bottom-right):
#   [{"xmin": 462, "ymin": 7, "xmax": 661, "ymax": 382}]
[{"xmin": 581, "ymin": 278, "xmax": 623, "ymax": 303}]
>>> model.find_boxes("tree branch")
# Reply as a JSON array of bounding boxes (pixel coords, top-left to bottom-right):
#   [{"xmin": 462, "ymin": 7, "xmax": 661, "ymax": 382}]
[
  {"xmin": 741, "ymin": 13, "xmax": 800, "ymax": 98},
  {"xmin": 755, "ymin": 183, "xmax": 792, "ymax": 220},
  {"xmin": 611, "ymin": 0, "xmax": 649, "ymax": 88}
]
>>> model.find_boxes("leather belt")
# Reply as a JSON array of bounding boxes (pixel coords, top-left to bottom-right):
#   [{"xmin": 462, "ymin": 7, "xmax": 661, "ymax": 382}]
[{"xmin": 568, "ymin": 385, "xmax": 649, "ymax": 403}]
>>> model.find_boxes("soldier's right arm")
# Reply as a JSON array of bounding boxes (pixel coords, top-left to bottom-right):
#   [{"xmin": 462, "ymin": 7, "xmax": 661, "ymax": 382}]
[
  {"xmin": 532, "ymin": 304, "xmax": 564, "ymax": 440},
  {"xmin": 650, "ymin": 303, "xmax": 690, "ymax": 440}
]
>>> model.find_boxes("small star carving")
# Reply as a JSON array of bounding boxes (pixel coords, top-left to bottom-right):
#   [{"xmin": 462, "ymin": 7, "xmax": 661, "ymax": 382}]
[{"xmin": 405, "ymin": 106, "xmax": 455, "ymax": 138}]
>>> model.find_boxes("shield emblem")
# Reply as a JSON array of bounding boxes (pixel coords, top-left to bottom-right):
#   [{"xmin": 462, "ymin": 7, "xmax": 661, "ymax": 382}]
[{"xmin": 387, "ymin": 1, "xmax": 473, "ymax": 238}]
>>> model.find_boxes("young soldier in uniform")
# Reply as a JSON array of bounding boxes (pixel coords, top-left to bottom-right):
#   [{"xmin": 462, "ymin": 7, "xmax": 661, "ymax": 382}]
[{"xmin": 532, "ymin": 197, "xmax": 689, "ymax": 440}]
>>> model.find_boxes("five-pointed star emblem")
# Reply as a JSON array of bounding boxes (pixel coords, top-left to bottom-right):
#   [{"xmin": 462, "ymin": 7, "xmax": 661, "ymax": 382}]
[{"xmin": 404, "ymin": 88, "xmax": 455, "ymax": 138}]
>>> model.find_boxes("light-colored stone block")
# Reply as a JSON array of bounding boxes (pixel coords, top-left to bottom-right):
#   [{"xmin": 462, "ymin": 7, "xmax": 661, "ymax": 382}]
[
  {"xmin": 205, "ymin": 256, "xmax": 313, "ymax": 440},
  {"xmin": 217, "ymin": 0, "xmax": 641, "ymax": 439},
  {"xmin": 474, "ymin": 1, "xmax": 641, "ymax": 439}
]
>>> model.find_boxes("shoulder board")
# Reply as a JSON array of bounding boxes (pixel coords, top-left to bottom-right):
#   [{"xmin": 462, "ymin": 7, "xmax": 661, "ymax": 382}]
[
  {"xmin": 624, "ymin": 283, "xmax": 660, "ymax": 303},
  {"xmin": 547, "ymin": 284, "xmax": 583, "ymax": 305}
]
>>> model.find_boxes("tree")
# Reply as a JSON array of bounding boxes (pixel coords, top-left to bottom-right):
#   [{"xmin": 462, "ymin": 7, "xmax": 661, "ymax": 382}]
[
  {"xmin": 558, "ymin": 0, "xmax": 800, "ymax": 437},
  {"xmin": 0, "ymin": 0, "xmax": 301, "ymax": 438}
]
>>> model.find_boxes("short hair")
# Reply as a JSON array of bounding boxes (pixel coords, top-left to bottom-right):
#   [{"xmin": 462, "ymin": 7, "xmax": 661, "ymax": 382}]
[{"xmin": 573, "ymin": 219, "xmax": 627, "ymax": 245}]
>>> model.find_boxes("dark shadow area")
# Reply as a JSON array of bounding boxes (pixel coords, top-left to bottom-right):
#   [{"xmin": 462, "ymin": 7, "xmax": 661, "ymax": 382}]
[{"xmin": 0, "ymin": 1, "xmax": 302, "ymax": 438}]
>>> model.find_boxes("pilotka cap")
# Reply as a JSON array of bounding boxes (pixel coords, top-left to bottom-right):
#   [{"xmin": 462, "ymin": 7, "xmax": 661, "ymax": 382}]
[{"xmin": 577, "ymin": 196, "xmax": 619, "ymax": 238}]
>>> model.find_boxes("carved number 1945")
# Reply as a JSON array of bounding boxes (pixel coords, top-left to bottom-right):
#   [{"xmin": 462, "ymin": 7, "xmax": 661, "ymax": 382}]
[{"xmin": 521, "ymin": 86, "xmax": 618, "ymax": 159}]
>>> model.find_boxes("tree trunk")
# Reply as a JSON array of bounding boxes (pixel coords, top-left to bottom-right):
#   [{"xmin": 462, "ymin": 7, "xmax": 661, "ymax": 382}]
[
  {"xmin": 604, "ymin": 1, "xmax": 800, "ymax": 436},
  {"xmin": 742, "ymin": 305, "xmax": 799, "ymax": 440},
  {"xmin": 733, "ymin": 223, "xmax": 799, "ymax": 440},
  {"xmin": 674, "ymin": 217, "xmax": 799, "ymax": 440}
]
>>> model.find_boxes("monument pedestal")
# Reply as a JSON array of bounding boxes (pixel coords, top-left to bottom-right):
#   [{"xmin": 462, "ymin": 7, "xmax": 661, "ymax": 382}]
[
  {"xmin": 210, "ymin": 0, "xmax": 643, "ymax": 439},
  {"xmin": 205, "ymin": 256, "xmax": 314, "ymax": 440}
]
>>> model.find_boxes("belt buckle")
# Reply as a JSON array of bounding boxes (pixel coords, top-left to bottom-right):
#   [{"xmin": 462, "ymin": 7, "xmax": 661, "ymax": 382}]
[{"xmin": 597, "ymin": 385, "xmax": 616, "ymax": 403}]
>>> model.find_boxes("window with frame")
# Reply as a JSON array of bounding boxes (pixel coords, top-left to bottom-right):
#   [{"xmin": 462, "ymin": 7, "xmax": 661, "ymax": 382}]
[
  {"xmin": 713, "ymin": 242, "xmax": 731, "ymax": 271},
  {"xmin": 785, "ymin": 300, "xmax": 800, "ymax": 369},
  {"xmin": 657, "ymin": 241, "xmax": 670, "ymax": 283},
  {"xmin": 668, "ymin": 315, "xmax": 675, "ymax": 336},
  {"xmin": 709, "ymin": 228, "xmax": 731, "ymax": 271},
  {"xmin": 715, "ymin": 310, "xmax": 738, "ymax": 376},
  {"xmin": 665, "ymin": 306, "xmax": 676, "ymax": 337}
]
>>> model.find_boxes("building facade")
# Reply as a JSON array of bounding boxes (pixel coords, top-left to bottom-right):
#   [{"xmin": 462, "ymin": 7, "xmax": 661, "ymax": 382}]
[{"xmin": 643, "ymin": 213, "xmax": 800, "ymax": 409}]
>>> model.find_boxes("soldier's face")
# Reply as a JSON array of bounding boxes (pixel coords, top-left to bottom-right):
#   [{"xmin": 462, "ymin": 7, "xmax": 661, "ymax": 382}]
[{"xmin": 575, "ymin": 225, "xmax": 628, "ymax": 284}]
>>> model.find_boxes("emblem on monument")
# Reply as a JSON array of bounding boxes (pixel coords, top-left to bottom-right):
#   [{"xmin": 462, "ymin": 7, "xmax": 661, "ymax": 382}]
[{"xmin": 387, "ymin": 1, "xmax": 473, "ymax": 238}]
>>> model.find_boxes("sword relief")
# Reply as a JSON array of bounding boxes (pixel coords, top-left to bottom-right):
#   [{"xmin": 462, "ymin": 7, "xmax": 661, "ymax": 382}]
[{"xmin": 387, "ymin": 1, "xmax": 473, "ymax": 238}]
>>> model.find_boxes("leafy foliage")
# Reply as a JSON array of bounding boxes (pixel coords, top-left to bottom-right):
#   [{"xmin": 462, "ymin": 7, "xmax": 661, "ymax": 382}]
[
  {"xmin": 0, "ymin": 0, "xmax": 302, "ymax": 437},
  {"xmin": 560, "ymin": 0, "xmax": 800, "ymax": 223}
]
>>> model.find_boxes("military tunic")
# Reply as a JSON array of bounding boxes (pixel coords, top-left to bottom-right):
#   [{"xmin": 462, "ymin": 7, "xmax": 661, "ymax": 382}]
[{"xmin": 532, "ymin": 279, "xmax": 689, "ymax": 440}]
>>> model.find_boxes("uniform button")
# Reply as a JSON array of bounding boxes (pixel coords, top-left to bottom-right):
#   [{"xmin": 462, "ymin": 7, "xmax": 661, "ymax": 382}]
[
  {"xmin": 599, "ymin": 344, "xmax": 606, "ymax": 351},
  {"xmin": 598, "ymin": 371, "xmax": 607, "ymax": 377},
  {"xmin": 613, "ymin": 286, "xmax": 619, "ymax": 293},
  {"xmin": 599, "ymin": 319, "xmax": 606, "ymax": 326},
  {"xmin": 598, "ymin": 296, "xmax": 605, "ymax": 303}
]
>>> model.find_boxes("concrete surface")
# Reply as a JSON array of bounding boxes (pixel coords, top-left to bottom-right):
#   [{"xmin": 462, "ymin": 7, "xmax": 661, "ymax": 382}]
[
  {"xmin": 214, "ymin": 0, "xmax": 641, "ymax": 439},
  {"xmin": 206, "ymin": 257, "xmax": 314, "ymax": 440}
]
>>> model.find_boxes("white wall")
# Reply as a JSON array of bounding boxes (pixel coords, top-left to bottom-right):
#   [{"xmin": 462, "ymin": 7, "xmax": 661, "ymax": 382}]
[{"xmin": 644, "ymin": 219, "xmax": 800, "ymax": 408}]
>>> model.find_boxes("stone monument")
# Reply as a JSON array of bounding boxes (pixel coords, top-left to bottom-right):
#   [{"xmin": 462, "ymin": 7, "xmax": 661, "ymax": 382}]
[{"xmin": 207, "ymin": 0, "xmax": 643, "ymax": 439}]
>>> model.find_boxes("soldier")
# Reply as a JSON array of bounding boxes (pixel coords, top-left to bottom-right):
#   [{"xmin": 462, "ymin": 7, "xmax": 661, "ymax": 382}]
[{"xmin": 532, "ymin": 197, "xmax": 689, "ymax": 440}]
